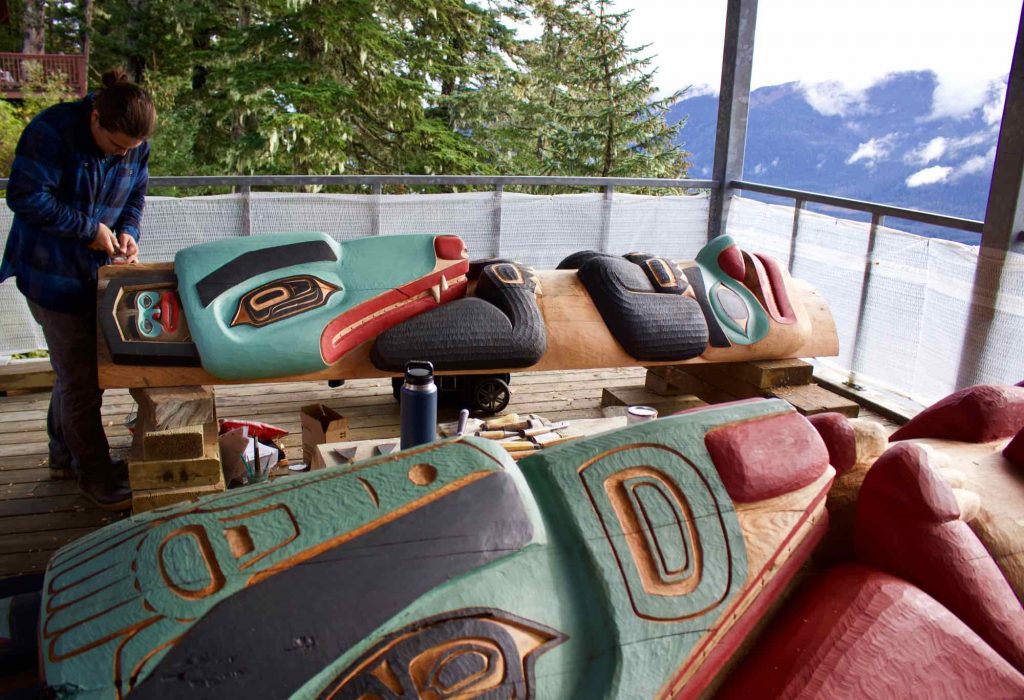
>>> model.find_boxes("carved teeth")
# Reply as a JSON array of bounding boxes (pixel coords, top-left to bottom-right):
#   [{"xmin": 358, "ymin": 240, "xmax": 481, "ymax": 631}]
[
  {"xmin": 440, "ymin": 276, "xmax": 449, "ymax": 292},
  {"xmin": 430, "ymin": 284, "xmax": 441, "ymax": 303}
]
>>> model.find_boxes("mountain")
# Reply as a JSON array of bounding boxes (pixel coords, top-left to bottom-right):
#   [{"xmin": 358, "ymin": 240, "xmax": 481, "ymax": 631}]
[{"xmin": 667, "ymin": 71, "xmax": 1006, "ymax": 243}]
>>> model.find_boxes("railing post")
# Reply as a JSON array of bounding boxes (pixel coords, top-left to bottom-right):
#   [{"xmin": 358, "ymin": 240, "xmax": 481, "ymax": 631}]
[
  {"xmin": 956, "ymin": 4, "xmax": 1024, "ymax": 387},
  {"xmin": 846, "ymin": 212, "xmax": 883, "ymax": 390},
  {"xmin": 371, "ymin": 183, "xmax": 383, "ymax": 236},
  {"xmin": 599, "ymin": 184, "xmax": 614, "ymax": 252},
  {"xmin": 241, "ymin": 184, "xmax": 252, "ymax": 236},
  {"xmin": 708, "ymin": 0, "xmax": 758, "ymax": 240},
  {"xmin": 492, "ymin": 184, "xmax": 504, "ymax": 257},
  {"xmin": 787, "ymin": 198, "xmax": 805, "ymax": 274}
]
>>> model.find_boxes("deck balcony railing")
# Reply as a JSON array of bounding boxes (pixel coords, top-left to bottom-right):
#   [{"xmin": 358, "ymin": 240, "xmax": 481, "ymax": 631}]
[{"xmin": 0, "ymin": 52, "xmax": 87, "ymax": 99}]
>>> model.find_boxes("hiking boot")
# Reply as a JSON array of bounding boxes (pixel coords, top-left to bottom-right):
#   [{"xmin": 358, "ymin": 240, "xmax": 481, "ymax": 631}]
[
  {"xmin": 79, "ymin": 477, "xmax": 132, "ymax": 512},
  {"xmin": 48, "ymin": 454, "xmax": 76, "ymax": 480},
  {"xmin": 111, "ymin": 458, "xmax": 129, "ymax": 481}
]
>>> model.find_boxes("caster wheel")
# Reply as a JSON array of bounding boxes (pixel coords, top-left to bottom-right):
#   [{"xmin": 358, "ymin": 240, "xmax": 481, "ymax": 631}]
[{"xmin": 471, "ymin": 376, "xmax": 511, "ymax": 414}]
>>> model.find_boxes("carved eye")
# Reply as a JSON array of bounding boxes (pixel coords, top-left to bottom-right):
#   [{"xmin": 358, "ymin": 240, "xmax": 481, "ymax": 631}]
[
  {"xmin": 316, "ymin": 610, "xmax": 566, "ymax": 700},
  {"xmin": 230, "ymin": 275, "xmax": 339, "ymax": 328}
]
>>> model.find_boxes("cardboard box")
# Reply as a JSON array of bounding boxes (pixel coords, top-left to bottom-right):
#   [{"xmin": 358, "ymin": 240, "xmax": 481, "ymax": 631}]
[{"xmin": 301, "ymin": 404, "xmax": 348, "ymax": 467}]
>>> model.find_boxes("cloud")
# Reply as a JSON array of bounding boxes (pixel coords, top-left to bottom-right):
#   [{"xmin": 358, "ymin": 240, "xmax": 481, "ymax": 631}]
[
  {"xmin": 904, "ymin": 137, "xmax": 948, "ymax": 165},
  {"xmin": 950, "ymin": 145, "xmax": 997, "ymax": 180},
  {"xmin": 801, "ymin": 81, "xmax": 868, "ymax": 117},
  {"xmin": 847, "ymin": 134, "xmax": 898, "ymax": 166},
  {"xmin": 983, "ymin": 78, "xmax": 1007, "ymax": 125},
  {"xmin": 906, "ymin": 166, "xmax": 953, "ymax": 187}
]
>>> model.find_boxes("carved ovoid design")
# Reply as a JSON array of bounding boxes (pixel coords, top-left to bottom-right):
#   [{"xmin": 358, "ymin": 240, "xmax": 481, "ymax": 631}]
[
  {"xmin": 317, "ymin": 609, "xmax": 565, "ymax": 700},
  {"xmin": 230, "ymin": 275, "xmax": 339, "ymax": 328},
  {"xmin": 580, "ymin": 445, "xmax": 735, "ymax": 621}
]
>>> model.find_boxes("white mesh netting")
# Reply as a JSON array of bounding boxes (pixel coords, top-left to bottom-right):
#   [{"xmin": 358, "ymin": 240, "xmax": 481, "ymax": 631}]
[
  {"xmin": 3, "ymin": 191, "xmax": 1019, "ymax": 406},
  {"xmin": 727, "ymin": 197, "xmax": 1024, "ymax": 406}
]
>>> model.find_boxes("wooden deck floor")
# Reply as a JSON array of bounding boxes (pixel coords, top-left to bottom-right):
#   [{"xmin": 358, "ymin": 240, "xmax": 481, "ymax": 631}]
[{"xmin": 0, "ymin": 367, "xmax": 649, "ymax": 580}]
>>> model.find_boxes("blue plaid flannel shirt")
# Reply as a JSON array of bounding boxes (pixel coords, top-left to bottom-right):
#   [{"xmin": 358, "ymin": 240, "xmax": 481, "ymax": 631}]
[{"xmin": 1, "ymin": 94, "xmax": 150, "ymax": 312}]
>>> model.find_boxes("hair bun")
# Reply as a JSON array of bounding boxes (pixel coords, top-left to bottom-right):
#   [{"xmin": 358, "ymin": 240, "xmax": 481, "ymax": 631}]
[{"xmin": 101, "ymin": 69, "xmax": 131, "ymax": 87}]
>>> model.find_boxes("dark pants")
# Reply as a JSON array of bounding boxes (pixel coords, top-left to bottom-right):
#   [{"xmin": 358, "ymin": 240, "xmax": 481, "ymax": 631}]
[{"xmin": 27, "ymin": 300, "xmax": 112, "ymax": 482}]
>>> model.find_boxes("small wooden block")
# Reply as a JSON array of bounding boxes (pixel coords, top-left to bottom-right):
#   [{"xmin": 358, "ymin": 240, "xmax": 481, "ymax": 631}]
[
  {"xmin": 644, "ymin": 371, "xmax": 688, "ymax": 396},
  {"xmin": 641, "ymin": 367, "xmax": 741, "ymax": 405},
  {"xmin": 0, "ymin": 359, "xmax": 55, "ymax": 392},
  {"xmin": 129, "ymin": 455, "xmax": 223, "ymax": 490},
  {"xmin": 131, "ymin": 475, "xmax": 225, "ymax": 514},
  {"xmin": 601, "ymin": 386, "xmax": 706, "ymax": 416},
  {"xmin": 771, "ymin": 384, "xmax": 860, "ymax": 417},
  {"xmin": 130, "ymin": 385, "xmax": 215, "ymax": 432},
  {"xmin": 723, "ymin": 359, "xmax": 814, "ymax": 389},
  {"xmin": 143, "ymin": 423, "xmax": 205, "ymax": 461},
  {"xmin": 129, "ymin": 421, "xmax": 222, "ymax": 490}
]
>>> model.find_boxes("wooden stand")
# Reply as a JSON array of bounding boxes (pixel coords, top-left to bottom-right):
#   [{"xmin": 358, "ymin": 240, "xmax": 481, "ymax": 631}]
[
  {"xmin": 646, "ymin": 360, "xmax": 859, "ymax": 417},
  {"xmin": 127, "ymin": 385, "xmax": 225, "ymax": 513}
]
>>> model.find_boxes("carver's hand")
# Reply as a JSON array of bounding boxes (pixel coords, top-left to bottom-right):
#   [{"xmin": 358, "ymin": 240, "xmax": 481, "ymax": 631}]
[
  {"xmin": 88, "ymin": 222, "xmax": 117, "ymax": 256},
  {"xmin": 114, "ymin": 233, "xmax": 140, "ymax": 264}
]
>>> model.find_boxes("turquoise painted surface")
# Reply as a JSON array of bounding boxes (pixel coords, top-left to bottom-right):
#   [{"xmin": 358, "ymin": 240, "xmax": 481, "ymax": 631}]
[
  {"xmin": 695, "ymin": 234, "xmax": 770, "ymax": 345},
  {"xmin": 174, "ymin": 232, "xmax": 442, "ymax": 379},
  {"xmin": 296, "ymin": 402, "xmax": 772, "ymax": 700},
  {"xmin": 39, "ymin": 400, "xmax": 792, "ymax": 699},
  {"xmin": 40, "ymin": 437, "xmax": 515, "ymax": 699}
]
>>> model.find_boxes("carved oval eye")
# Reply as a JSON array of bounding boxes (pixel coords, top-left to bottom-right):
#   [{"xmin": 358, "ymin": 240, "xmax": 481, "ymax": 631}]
[{"xmin": 420, "ymin": 641, "xmax": 501, "ymax": 695}]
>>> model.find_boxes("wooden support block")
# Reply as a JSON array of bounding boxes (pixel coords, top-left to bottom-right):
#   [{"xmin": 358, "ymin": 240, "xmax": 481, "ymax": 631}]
[
  {"xmin": 130, "ymin": 385, "xmax": 215, "ymax": 432},
  {"xmin": 645, "ymin": 366, "xmax": 741, "ymax": 405},
  {"xmin": 601, "ymin": 385, "xmax": 706, "ymax": 416},
  {"xmin": 129, "ymin": 455, "xmax": 223, "ymax": 491},
  {"xmin": 644, "ymin": 371, "xmax": 688, "ymax": 396},
  {"xmin": 770, "ymin": 384, "xmax": 859, "ymax": 417},
  {"xmin": 719, "ymin": 359, "xmax": 814, "ymax": 389},
  {"xmin": 143, "ymin": 423, "xmax": 205, "ymax": 461},
  {"xmin": 131, "ymin": 475, "xmax": 225, "ymax": 514},
  {"xmin": 129, "ymin": 421, "xmax": 222, "ymax": 491},
  {"xmin": 0, "ymin": 359, "xmax": 55, "ymax": 392}
]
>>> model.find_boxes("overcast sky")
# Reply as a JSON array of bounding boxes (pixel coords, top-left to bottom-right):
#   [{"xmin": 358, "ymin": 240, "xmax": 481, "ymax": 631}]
[{"xmin": 620, "ymin": 0, "xmax": 1021, "ymax": 114}]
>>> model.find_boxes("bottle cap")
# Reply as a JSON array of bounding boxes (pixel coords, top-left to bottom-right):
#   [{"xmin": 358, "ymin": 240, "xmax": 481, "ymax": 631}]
[{"xmin": 404, "ymin": 360, "xmax": 434, "ymax": 386}]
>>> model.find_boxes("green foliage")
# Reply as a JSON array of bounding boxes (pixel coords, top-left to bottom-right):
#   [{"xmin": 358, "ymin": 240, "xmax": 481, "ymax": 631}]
[
  {"xmin": 5, "ymin": 0, "xmax": 691, "ymax": 184},
  {"xmin": 1, "ymin": 65, "xmax": 78, "ymax": 176}
]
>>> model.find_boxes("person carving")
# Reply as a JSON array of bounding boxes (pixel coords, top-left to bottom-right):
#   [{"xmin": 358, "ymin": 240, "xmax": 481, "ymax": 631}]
[{"xmin": 1, "ymin": 69, "xmax": 155, "ymax": 510}]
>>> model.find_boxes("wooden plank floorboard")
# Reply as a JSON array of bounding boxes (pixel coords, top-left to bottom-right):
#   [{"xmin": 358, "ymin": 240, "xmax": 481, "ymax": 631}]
[{"xmin": 0, "ymin": 368, "xmax": 647, "ymax": 580}]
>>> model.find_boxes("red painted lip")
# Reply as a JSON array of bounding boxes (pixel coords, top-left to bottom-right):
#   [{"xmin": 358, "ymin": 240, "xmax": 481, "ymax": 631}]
[{"xmin": 319, "ymin": 260, "xmax": 469, "ymax": 364}]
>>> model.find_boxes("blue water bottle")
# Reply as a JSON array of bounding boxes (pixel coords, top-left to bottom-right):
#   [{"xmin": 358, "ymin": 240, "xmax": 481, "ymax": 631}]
[{"xmin": 400, "ymin": 360, "xmax": 438, "ymax": 450}]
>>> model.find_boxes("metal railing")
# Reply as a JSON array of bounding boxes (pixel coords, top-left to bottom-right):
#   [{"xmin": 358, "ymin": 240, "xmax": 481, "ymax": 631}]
[
  {"xmin": 730, "ymin": 179, "xmax": 985, "ymax": 393},
  {"xmin": 0, "ymin": 52, "xmax": 88, "ymax": 98},
  {"xmin": 731, "ymin": 180, "xmax": 984, "ymax": 235}
]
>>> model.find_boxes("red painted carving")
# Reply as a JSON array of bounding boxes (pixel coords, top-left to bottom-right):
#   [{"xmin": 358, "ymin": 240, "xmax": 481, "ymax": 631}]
[
  {"xmin": 434, "ymin": 235, "xmax": 468, "ymax": 261},
  {"xmin": 672, "ymin": 515, "xmax": 830, "ymax": 700},
  {"xmin": 1005, "ymin": 426, "xmax": 1024, "ymax": 468},
  {"xmin": 704, "ymin": 410, "xmax": 829, "ymax": 502},
  {"xmin": 716, "ymin": 244, "xmax": 745, "ymax": 281},
  {"xmin": 743, "ymin": 252, "xmax": 797, "ymax": 324},
  {"xmin": 319, "ymin": 263, "xmax": 468, "ymax": 364},
  {"xmin": 856, "ymin": 442, "xmax": 1024, "ymax": 671},
  {"xmin": 889, "ymin": 384, "xmax": 1024, "ymax": 443},
  {"xmin": 807, "ymin": 413, "xmax": 856, "ymax": 475},
  {"xmin": 716, "ymin": 564, "xmax": 1024, "ymax": 699}
]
